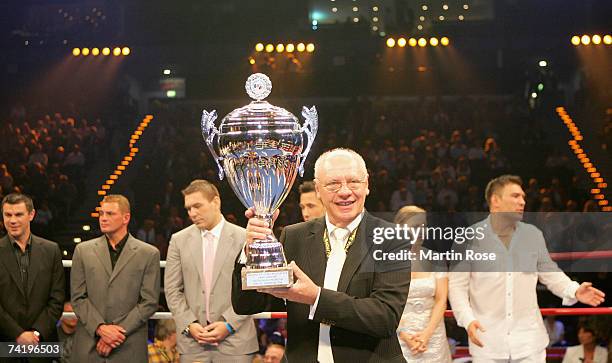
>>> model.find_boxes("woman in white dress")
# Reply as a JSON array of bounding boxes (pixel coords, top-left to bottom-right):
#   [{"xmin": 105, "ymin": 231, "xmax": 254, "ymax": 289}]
[{"xmin": 395, "ymin": 206, "xmax": 452, "ymax": 362}]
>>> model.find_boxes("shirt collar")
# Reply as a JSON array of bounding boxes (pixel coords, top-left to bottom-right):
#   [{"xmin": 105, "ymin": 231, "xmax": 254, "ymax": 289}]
[
  {"xmin": 9, "ymin": 234, "xmax": 32, "ymax": 250},
  {"xmin": 201, "ymin": 216, "xmax": 225, "ymax": 240},
  {"xmin": 325, "ymin": 211, "xmax": 364, "ymax": 235},
  {"xmin": 106, "ymin": 233, "xmax": 129, "ymax": 251}
]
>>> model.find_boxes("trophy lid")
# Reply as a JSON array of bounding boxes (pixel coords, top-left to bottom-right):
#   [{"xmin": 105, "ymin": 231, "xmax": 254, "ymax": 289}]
[{"xmin": 222, "ymin": 73, "xmax": 298, "ymax": 126}]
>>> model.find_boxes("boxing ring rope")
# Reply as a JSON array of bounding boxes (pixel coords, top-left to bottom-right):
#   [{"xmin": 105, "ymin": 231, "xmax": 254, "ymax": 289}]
[{"xmin": 61, "ymin": 307, "xmax": 612, "ymax": 320}]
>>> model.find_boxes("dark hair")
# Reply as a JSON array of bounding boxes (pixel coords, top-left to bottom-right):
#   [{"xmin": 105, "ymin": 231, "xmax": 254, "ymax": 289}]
[
  {"xmin": 484, "ymin": 175, "xmax": 522, "ymax": 205},
  {"xmin": 298, "ymin": 181, "xmax": 316, "ymax": 195},
  {"xmin": 1, "ymin": 193, "xmax": 34, "ymax": 213}
]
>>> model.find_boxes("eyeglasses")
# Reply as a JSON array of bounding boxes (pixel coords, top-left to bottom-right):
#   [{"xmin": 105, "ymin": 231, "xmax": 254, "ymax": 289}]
[{"xmin": 322, "ymin": 180, "xmax": 366, "ymax": 193}]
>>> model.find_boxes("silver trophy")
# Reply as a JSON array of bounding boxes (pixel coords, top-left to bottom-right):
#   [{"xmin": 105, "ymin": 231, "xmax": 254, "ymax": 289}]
[{"xmin": 201, "ymin": 73, "xmax": 318, "ymax": 289}]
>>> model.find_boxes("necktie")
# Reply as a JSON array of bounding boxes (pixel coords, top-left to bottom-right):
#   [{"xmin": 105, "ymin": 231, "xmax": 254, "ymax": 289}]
[{"xmin": 203, "ymin": 232, "xmax": 215, "ymax": 323}]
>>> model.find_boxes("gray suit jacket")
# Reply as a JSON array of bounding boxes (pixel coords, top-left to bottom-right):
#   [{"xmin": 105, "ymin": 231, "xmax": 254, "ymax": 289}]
[
  {"xmin": 71, "ymin": 235, "xmax": 160, "ymax": 362},
  {"xmin": 165, "ymin": 221, "xmax": 258, "ymax": 356}
]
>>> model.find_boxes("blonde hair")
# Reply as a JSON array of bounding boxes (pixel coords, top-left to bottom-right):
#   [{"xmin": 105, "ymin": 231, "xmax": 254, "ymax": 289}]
[
  {"xmin": 101, "ymin": 195, "xmax": 130, "ymax": 213},
  {"xmin": 181, "ymin": 179, "xmax": 220, "ymax": 201},
  {"xmin": 314, "ymin": 148, "xmax": 367, "ymax": 180},
  {"xmin": 394, "ymin": 205, "xmax": 426, "ymax": 226}
]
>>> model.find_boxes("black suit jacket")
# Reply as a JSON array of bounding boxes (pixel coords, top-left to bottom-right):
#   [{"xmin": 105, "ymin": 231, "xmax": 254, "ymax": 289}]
[
  {"xmin": 232, "ymin": 212, "xmax": 410, "ymax": 363},
  {"xmin": 0, "ymin": 234, "xmax": 65, "ymax": 345}
]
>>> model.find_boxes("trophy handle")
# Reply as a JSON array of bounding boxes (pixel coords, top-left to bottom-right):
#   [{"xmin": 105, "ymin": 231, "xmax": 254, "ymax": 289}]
[
  {"xmin": 299, "ymin": 106, "xmax": 318, "ymax": 177},
  {"xmin": 201, "ymin": 109, "xmax": 225, "ymax": 180}
]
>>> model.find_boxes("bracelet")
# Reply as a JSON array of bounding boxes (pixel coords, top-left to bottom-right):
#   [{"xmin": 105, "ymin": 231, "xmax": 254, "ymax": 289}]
[{"xmin": 224, "ymin": 322, "xmax": 235, "ymax": 335}]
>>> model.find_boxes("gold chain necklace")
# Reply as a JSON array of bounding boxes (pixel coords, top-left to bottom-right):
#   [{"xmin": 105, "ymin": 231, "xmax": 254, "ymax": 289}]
[{"xmin": 323, "ymin": 227, "xmax": 359, "ymax": 259}]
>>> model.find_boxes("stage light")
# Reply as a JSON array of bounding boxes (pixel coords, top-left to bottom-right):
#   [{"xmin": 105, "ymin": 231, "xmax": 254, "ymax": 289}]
[
  {"xmin": 63, "ymin": 250, "xmax": 68, "ymax": 256},
  {"xmin": 97, "ymin": 190, "xmax": 106, "ymax": 196},
  {"xmin": 386, "ymin": 38, "xmax": 396, "ymax": 48},
  {"xmin": 571, "ymin": 36, "xmax": 580, "ymax": 46},
  {"xmin": 409, "ymin": 38, "xmax": 417, "ymax": 47},
  {"xmin": 265, "ymin": 44, "xmax": 273, "ymax": 53},
  {"xmin": 531, "ymin": 92, "xmax": 538, "ymax": 99},
  {"xmin": 538, "ymin": 60, "xmax": 547, "ymax": 67},
  {"xmin": 74, "ymin": 237, "xmax": 82, "ymax": 243},
  {"xmin": 373, "ymin": 6, "xmax": 378, "ymax": 11},
  {"xmin": 439, "ymin": 15, "xmax": 445, "ymax": 21},
  {"xmin": 82, "ymin": 225, "xmax": 91, "ymax": 231},
  {"xmin": 122, "ymin": 47, "xmax": 130, "ymax": 56},
  {"xmin": 604, "ymin": 35, "xmax": 612, "ymax": 45},
  {"xmin": 255, "ymin": 43, "xmax": 264, "ymax": 52},
  {"xmin": 306, "ymin": 43, "xmax": 315, "ymax": 52},
  {"xmin": 592, "ymin": 35, "xmax": 601, "ymax": 44},
  {"xmin": 417, "ymin": 25, "xmax": 423, "ymax": 30},
  {"xmin": 113, "ymin": 47, "xmax": 121, "ymax": 56},
  {"xmin": 82, "ymin": 48, "xmax": 90, "ymax": 56},
  {"xmin": 581, "ymin": 35, "xmax": 590, "ymax": 45},
  {"xmin": 352, "ymin": 6, "xmax": 358, "ymax": 11},
  {"xmin": 441, "ymin": 37, "xmax": 449, "ymax": 46},
  {"xmin": 422, "ymin": 5, "xmax": 428, "ymax": 11},
  {"xmin": 458, "ymin": 15, "xmax": 465, "ymax": 21},
  {"xmin": 397, "ymin": 38, "xmax": 406, "ymax": 47},
  {"xmin": 285, "ymin": 43, "xmax": 295, "ymax": 52},
  {"xmin": 332, "ymin": 7, "xmax": 338, "ymax": 12},
  {"xmin": 248, "ymin": 57, "xmax": 255, "ymax": 65},
  {"xmin": 418, "ymin": 38, "xmax": 427, "ymax": 47},
  {"xmin": 102, "ymin": 47, "xmax": 110, "ymax": 55},
  {"xmin": 537, "ymin": 83, "xmax": 544, "ymax": 91},
  {"xmin": 297, "ymin": 43, "xmax": 305, "ymax": 52},
  {"xmin": 92, "ymin": 47, "xmax": 100, "ymax": 56},
  {"xmin": 443, "ymin": 4, "xmax": 449, "ymax": 10},
  {"xmin": 276, "ymin": 43, "xmax": 284, "ymax": 53},
  {"xmin": 72, "ymin": 48, "xmax": 80, "ymax": 56},
  {"xmin": 430, "ymin": 37, "xmax": 439, "ymax": 46},
  {"xmin": 463, "ymin": 4, "xmax": 469, "ymax": 10},
  {"xmin": 163, "ymin": 69, "xmax": 171, "ymax": 75}
]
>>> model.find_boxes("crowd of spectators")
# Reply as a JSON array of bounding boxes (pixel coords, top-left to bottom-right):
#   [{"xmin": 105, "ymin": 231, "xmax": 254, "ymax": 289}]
[{"xmin": 0, "ymin": 107, "xmax": 107, "ymax": 236}]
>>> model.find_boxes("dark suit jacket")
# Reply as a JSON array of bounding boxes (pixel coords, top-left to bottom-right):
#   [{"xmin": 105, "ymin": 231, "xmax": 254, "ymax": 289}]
[
  {"xmin": 0, "ymin": 234, "xmax": 65, "ymax": 362},
  {"xmin": 232, "ymin": 212, "xmax": 410, "ymax": 363}
]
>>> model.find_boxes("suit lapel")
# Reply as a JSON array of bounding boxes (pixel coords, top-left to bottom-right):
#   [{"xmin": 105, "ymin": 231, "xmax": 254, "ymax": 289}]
[
  {"xmin": 93, "ymin": 236, "xmax": 112, "ymax": 278},
  {"xmin": 26, "ymin": 236, "xmax": 41, "ymax": 296},
  {"xmin": 305, "ymin": 218, "xmax": 326, "ymax": 287},
  {"xmin": 211, "ymin": 223, "xmax": 233, "ymax": 290},
  {"xmin": 189, "ymin": 226, "xmax": 204, "ymax": 287},
  {"xmin": 0, "ymin": 236, "xmax": 26, "ymax": 297},
  {"xmin": 109, "ymin": 236, "xmax": 137, "ymax": 283},
  {"xmin": 337, "ymin": 213, "xmax": 372, "ymax": 293}
]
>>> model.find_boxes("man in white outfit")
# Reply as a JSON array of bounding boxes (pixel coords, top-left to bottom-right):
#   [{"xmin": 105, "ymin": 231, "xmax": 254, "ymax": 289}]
[{"xmin": 448, "ymin": 175, "xmax": 605, "ymax": 363}]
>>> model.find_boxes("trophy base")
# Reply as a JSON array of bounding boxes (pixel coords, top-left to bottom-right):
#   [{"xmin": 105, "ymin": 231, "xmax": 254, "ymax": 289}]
[{"xmin": 241, "ymin": 266, "xmax": 294, "ymax": 290}]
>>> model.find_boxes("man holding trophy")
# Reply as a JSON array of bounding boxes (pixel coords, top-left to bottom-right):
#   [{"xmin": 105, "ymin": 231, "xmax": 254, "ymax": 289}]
[{"xmin": 202, "ymin": 74, "xmax": 410, "ymax": 363}]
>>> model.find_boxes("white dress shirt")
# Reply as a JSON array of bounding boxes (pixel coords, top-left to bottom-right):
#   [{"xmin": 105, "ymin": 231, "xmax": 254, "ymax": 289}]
[
  {"xmin": 309, "ymin": 213, "xmax": 363, "ymax": 363},
  {"xmin": 449, "ymin": 216, "xmax": 580, "ymax": 360}
]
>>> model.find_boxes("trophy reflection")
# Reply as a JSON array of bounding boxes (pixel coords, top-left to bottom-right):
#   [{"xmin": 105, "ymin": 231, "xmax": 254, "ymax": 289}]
[{"xmin": 201, "ymin": 73, "xmax": 318, "ymax": 289}]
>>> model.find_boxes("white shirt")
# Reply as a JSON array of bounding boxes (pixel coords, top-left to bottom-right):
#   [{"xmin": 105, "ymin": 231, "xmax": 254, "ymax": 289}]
[
  {"xmin": 309, "ymin": 213, "xmax": 363, "ymax": 363},
  {"xmin": 201, "ymin": 217, "xmax": 225, "ymax": 262},
  {"xmin": 448, "ymin": 216, "xmax": 580, "ymax": 360}
]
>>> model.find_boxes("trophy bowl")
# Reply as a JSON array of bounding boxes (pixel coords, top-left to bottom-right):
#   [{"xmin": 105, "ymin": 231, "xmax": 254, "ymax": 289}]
[{"xmin": 201, "ymin": 73, "xmax": 318, "ymax": 289}]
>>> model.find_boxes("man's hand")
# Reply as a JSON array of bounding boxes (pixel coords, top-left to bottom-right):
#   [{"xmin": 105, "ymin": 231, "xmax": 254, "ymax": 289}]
[
  {"xmin": 96, "ymin": 324, "xmax": 126, "ymax": 348},
  {"xmin": 245, "ymin": 208, "xmax": 279, "ymax": 243},
  {"xmin": 257, "ymin": 262, "xmax": 319, "ymax": 305},
  {"xmin": 576, "ymin": 282, "xmax": 605, "ymax": 306},
  {"xmin": 188, "ymin": 322, "xmax": 217, "ymax": 346},
  {"xmin": 467, "ymin": 320, "xmax": 485, "ymax": 348},
  {"xmin": 96, "ymin": 339, "xmax": 112, "ymax": 357},
  {"xmin": 16, "ymin": 331, "xmax": 39, "ymax": 345},
  {"xmin": 198, "ymin": 322, "xmax": 231, "ymax": 345}
]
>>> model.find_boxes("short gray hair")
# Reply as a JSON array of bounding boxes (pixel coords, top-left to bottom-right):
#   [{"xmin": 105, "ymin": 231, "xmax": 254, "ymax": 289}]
[{"xmin": 314, "ymin": 148, "xmax": 367, "ymax": 180}]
